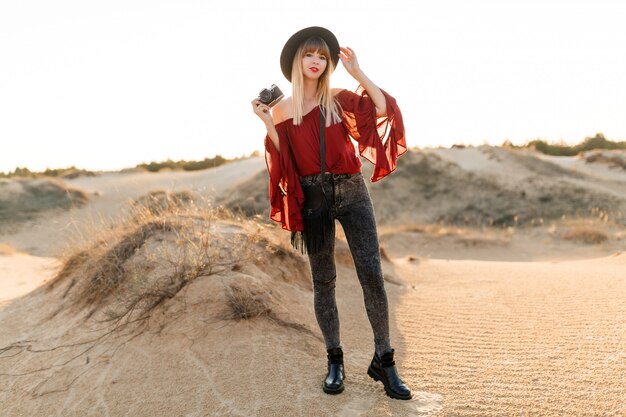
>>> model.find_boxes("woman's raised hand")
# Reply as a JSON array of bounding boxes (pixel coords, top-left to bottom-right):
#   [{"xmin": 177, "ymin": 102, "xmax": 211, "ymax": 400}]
[
  {"xmin": 338, "ymin": 46, "xmax": 387, "ymax": 116},
  {"xmin": 251, "ymin": 98, "xmax": 273, "ymax": 125},
  {"xmin": 339, "ymin": 46, "xmax": 361, "ymax": 77}
]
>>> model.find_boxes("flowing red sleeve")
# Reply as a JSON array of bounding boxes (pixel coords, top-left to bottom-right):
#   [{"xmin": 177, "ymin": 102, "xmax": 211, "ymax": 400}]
[
  {"xmin": 264, "ymin": 123, "xmax": 304, "ymax": 232},
  {"xmin": 337, "ymin": 86, "xmax": 407, "ymax": 182}
]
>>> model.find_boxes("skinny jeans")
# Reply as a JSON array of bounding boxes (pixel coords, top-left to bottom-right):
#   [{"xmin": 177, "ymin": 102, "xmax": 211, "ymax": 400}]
[{"xmin": 300, "ymin": 172, "xmax": 392, "ymax": 356}]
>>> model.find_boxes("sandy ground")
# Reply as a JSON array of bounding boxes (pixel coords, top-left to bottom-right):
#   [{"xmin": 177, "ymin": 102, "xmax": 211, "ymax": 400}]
[
  {"xmin": 0, "ymin": 254, "xmax": 59, "ymax": 307},
  {"xmin": 1, "ymin": 148, "xmax": 625, "ymax": 416},
  {"xmin": 390, "ymin": 253, "xmax": 626, "ymax": 416}
]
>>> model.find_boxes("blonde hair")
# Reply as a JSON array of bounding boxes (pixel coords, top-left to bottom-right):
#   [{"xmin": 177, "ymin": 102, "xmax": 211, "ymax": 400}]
[{"xmin": 290, "ymin": 37, "xmax": 342, "ymax": 127}]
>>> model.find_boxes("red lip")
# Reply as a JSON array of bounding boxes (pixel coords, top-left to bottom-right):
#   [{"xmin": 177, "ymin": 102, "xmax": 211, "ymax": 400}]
[{"xmin": 309, "ymin": 67, "xmax": 319, "ymax": 73}]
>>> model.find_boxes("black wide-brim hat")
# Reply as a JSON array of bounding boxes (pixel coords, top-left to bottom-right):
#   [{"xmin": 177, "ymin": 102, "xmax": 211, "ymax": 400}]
[{"xmin": 280, "ymin": 26, "xmax": 340, "ymax": 82}]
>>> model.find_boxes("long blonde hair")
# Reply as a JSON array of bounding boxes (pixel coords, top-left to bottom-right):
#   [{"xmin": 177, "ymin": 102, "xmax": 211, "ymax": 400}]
[{"xmin": 290, "ymin": 37, "xmax": 342, "ymax": 127}]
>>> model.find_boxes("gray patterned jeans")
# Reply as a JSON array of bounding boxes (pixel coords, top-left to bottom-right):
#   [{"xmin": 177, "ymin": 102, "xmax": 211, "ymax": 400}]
[{"xmin": 300, "ymin": 172, "xmax": 392, "ymax": 356}]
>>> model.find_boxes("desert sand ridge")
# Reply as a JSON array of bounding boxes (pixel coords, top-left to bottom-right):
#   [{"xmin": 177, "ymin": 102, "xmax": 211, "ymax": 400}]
[
  {"xmin": 0, "ymin": 157, "xmax": 265, "ymax": 257},
  {"xmin": 222, "ymin": 147, "xmax": 626, "ymax": 234},
  {"xmin": 1, "ymin": 147, "xmax": 625, "ymax": 416}
]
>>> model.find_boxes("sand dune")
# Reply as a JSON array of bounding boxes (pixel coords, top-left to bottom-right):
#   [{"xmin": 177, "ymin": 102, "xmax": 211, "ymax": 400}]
[
  {"xmin": 223, "ymin": 147, "xmax": 626, "ymax": 229},
  {"xmin": 0, "ymin": 177, "xmax": 90, "ymax": 235},
  {"xmin": 1, "ymin": 148, "xmax": 625, "ymax": 416}
]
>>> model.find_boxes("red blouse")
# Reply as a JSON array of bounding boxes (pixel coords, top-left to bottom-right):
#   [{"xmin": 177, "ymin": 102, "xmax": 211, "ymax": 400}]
[{"xmin": 264, "ymin": 86, "xmax": 407, "ymax": 232}]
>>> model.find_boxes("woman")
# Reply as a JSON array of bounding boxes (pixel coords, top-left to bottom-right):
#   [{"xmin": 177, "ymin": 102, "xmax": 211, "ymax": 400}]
[{"xmin": 251, "ymin": 26, "xmax": 411, "ymax": 400}]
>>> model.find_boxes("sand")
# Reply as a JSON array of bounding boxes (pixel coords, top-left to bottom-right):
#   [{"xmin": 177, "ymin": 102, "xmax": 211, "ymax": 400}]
[
  {"xmin": 1, "ymin": 148, "xmax": 625, "ymax": 416},
  {"xmin": 0, "ymin": 253, "xmax": 59, "ymax": 307}
]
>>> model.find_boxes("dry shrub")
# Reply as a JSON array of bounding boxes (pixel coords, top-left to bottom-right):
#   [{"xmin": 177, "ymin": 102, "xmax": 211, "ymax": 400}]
[
  {"xmin": 44, "ymin": 189, "xmax": 315, "ymax": 340},
  {"xmin": 220, "ymin": 281, "xmax": 322, "ymax": 341},
  {"xmin": 132, "ymin": 190, "xmax": 196, "ymax": 216},
  {"xmin": 48, "ymin": 194, "xmax": 257, "ymax": 324},
  {"xmin": 223, "ymin": 284, "xmax": 272, "ymax": 320},
  {"xmin": 81, "ymin": 220, "xmax": 179, "ymax": 305},
  {"xmin": 58, "ymin": 169, "xmax": 97, "ymax": 179},
  {"xmin": 585, "ymin": 152, "xmax": 626, "ymax": 169},
  {"xmin": 561, "ymin": 227, "xmax": 609, "ymax": 245}
]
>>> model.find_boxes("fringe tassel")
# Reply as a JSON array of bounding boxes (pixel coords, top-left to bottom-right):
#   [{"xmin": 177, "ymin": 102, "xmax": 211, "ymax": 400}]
[
  {"xmin": 291, "ymin": 231, "xmax": 306, "ymax": 254},
  {"xmin": 291, "ymin": 211, "xmax": 333, "ymax": 255}
]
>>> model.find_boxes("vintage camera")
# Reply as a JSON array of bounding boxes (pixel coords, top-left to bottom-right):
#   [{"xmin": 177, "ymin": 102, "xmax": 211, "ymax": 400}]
[{"xmin": 258, "ymin": 84, "xmax": 284, "ymax": 108}]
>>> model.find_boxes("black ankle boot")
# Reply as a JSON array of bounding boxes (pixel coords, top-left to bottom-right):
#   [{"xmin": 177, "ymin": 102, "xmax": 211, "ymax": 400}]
[
  {"xmin": 323, "ymin": 347, "xmax": 345, "ymax": 394},
  {"xmin": 367, "ymin": 349, "xmax": 412, "ymax": 400}
]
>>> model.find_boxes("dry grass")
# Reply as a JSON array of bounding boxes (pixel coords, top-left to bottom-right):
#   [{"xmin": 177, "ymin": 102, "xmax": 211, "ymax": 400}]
[
  {"xmin": 553, "ymin": 217, "xmax": 613, "ymax": 245},
  {"xmin": 585, "ymin": 151, "xmax": 626, "ymax": 170},
  {"xmin": 381, "ymin": 222, "xmax": 513, "ymax": 241},
  {"xmin": 561, "ymin": 227, "xmax": 609, "ymax": 244},
  {"xmin": 223, "ymin": 284, "xmax": 272, "ymax": 320},
  {"xmin": 44, "ymin": 188, "xmax": 314, "ymax": 339},
  {"xmin": 48, "ymin": 192, "xmax": 259, "ymax": 325},
  {"xmin": 131, "ymin": 190, "xmax": 196, "ymax": 216},
  {"xmin": 220, "ymin": 281, "xmax": 322, "ymax": 341}
]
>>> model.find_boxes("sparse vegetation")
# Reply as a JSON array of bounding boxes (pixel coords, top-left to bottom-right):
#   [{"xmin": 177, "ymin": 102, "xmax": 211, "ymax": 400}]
[
  {"xmin": 48, "ymin": 194, "xmax": 256, "ymax": 324},
  {"xmin": 505, "ymin": 133, "xmax": 626, "ymax": 156},
  {"xmin": 561, "ymin": 227, "xmax": 609, "ymax": 245},
  {"xmin": 544, "ymin": 211, "xmax": 620, "ymax": 246},
  {"xmin": 391, "ymin": 151, "xmax": 624, "ymax": 227},
  {"xmin": 0, "ymin": 166, "xmax": 96, "ymax": 179},
  {"xmin": 585, "ymin": 152, "xmax": 626, "ymax": 170},
  {"xmin": 46, "ymin": 191, "xmax": 312, "ymax": 333},
  {"xmin": 137, "ymin": 155, "xmax": 229, "ymax": 172},
  {"xmin": 131, "ymin": 190, "xmax": 196, "ymax": 216},
  {"xmin": 554, "ymin": 217, "xmax": 612, "ymax": 245},
  {"xmin": 223, "ymin": 284, "xmax": 272, "ymax": 320},
  {"xmin": 0, "ymin": 153, "xmax": 263, "ymax": 177}
]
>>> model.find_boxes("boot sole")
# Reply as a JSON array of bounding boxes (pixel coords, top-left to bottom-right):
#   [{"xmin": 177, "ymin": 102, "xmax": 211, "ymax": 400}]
[
  {"xmin": 367, "ymin": 366, "xmax": 412, "ymax": 400},
  {"xmin": 322, "ymin": 383, "xmax": 344, "ymax": 394}
]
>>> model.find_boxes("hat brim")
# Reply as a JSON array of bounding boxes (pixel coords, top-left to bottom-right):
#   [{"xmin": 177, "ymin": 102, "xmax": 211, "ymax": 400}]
[{"xmin": 280, "ymin": 26, "xmax": 340, "ymax": 82}]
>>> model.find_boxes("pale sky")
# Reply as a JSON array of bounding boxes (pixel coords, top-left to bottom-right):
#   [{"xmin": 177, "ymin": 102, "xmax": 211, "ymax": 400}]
[{"xmin": 1, "ymin": 0, "xmax": 625, "ymax": 173}]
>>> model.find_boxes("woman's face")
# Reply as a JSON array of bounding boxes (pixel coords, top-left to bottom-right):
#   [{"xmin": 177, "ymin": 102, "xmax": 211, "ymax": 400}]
[{"xmin": 302, "ymin": 49, "xmax": 328, "ymax": 80}]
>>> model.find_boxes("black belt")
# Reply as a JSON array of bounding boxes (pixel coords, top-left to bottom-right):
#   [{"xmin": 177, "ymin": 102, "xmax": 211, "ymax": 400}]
[{"xmin": 300, "ymin": 172, "xmax": 359, "ymax": 182}]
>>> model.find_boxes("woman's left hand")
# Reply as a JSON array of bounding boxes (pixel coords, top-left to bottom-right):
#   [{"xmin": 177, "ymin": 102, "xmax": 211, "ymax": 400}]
[{"xmin": 339, "ymin": 46, "xmax": 361, "ymax": 77}]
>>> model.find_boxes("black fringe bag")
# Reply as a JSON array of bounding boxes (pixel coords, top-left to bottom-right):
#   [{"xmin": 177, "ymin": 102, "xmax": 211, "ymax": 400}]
[{"xmin": 291, "ymin": 110, "xmax": 333, "ymax": 254}]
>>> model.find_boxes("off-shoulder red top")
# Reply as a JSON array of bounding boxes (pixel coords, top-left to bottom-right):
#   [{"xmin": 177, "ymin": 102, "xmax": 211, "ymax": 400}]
[{"xmin": 264, "ymin": 86, "xmax": 407, "ymax": 232}]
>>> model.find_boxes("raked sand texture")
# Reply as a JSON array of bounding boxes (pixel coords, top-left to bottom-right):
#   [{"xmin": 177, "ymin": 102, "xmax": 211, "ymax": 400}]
[{"xmin": 391, "ymin": 255, "xmax": 626, "ymax": 416}]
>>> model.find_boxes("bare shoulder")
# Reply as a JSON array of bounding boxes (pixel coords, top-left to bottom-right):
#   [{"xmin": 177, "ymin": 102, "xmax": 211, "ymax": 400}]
[
  {"xmin": 270, "ymin": 99, "xmax": 286, "ymax": 124},
  {"xmin": 331, "ymin": 88, "xmax": 346, "ymax": 97},
  {"xmin": 271, "ymin": 97, "xmax": 292, "ymax": 125}
]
